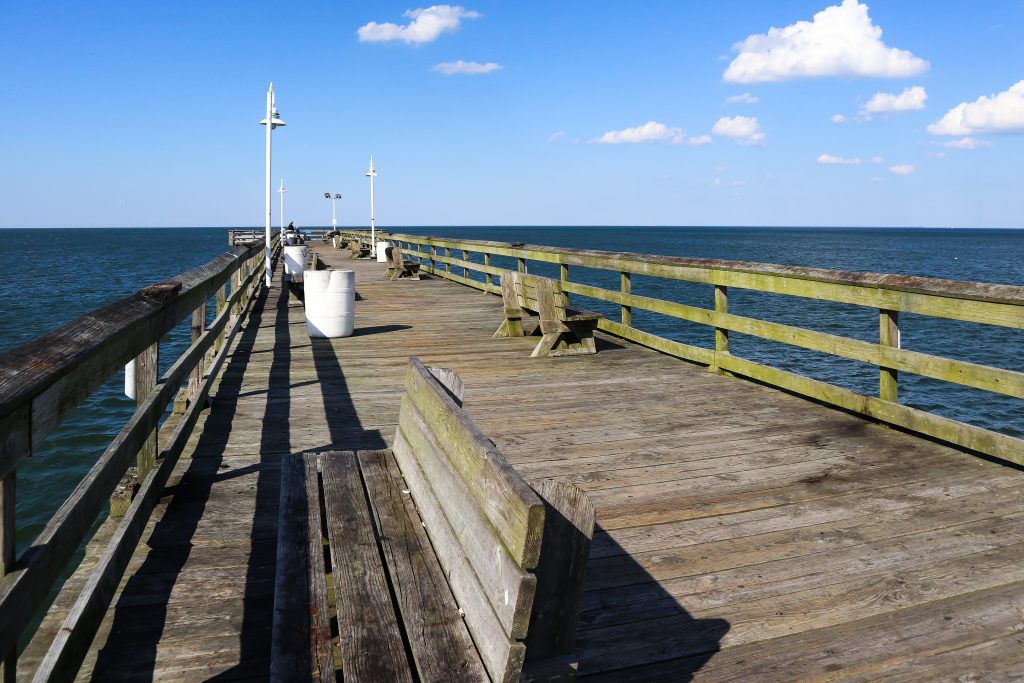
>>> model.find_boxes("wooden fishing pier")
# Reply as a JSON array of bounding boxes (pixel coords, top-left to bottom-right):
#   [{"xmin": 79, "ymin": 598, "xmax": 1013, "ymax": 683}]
[{"xmin": 2, "ymin": 230, "xmax": 1023, "ymax": 681}]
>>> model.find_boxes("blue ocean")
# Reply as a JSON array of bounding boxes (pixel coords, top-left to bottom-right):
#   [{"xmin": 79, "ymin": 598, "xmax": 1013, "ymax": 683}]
[{"xmin": 1, "ymin": 226, "xmax": 1022, "ymax": 561}]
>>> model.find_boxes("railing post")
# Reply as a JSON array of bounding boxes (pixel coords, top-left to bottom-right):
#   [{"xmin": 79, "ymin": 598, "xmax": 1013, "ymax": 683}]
[
  {"xmin": 188, "ymin": 302, "xmax": 206, "ymax": 404},
  {"xmin": 517, "ymin": 256, "xmax": 526, "ymax": 273},
  {"xmin": 710, "ymin": 284, "xmax": 729, "ymax": 373},
  {"xmin": 134, "ymin": 342, "xmax": 158, "ymax": 481},
  {"xmin": 1, "ymin": 472, "xmax": 14, "ymax": 682},
  {"xmin": 620, "ymin": 271, "xmax": 632, "ymax": 326},
  {"xmin": 462, "ymin": 249, "xmax": 469, "ymax": 278},
  {"xmin": 214, "ymin": 282, "xmax": 227, "ymax": 354},
  {"xmin": 444, "ymin": 247, "xmax": 451, "ymax": 275},
  {"xmin": 429, "ymin": 244, "xmax": 436, "ymax": 273},
  {"xmin": 879, "ymin": 309, "xmax": 900, "ymax": 402},
  {"xmin": 484, "ymin": 253, "xmax": 492, "ymax": 288}
]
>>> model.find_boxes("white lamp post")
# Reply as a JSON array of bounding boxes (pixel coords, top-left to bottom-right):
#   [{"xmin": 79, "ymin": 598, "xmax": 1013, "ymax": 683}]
[
  {"xmin": 278, "ymin": 178, "xmax": 287, "ymax": 241},
  {"xmin": 324, "ymin": 192, "xmax": 342, "ymax": 230},
  {"xmin": 259, "ymin": 83, "xmax": 285, "ymax": 287},
  {"xmin": 366, "ymin": 156, "xmax": 378, "ymax": 256}
]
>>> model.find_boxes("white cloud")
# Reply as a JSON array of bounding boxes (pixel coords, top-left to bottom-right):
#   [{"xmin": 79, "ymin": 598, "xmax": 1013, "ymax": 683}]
[
  {"xmin": 831, "ymin": 113, "xmax": 849, "ymax": 124},
  {"xmin": 889, "ymin": 164, "xmax": 915, "ymax": 175},
  {"xmin": 723, "ymin": 0, "xmax": 929, "ymax": 83},
  {"xmin": 725, "ymin": 93, "xmax": 760, "ymax": 105},
  {"xmin": 927, "ymin": 151, "xmax": 946, "ymax": 159},
  {"xmin": 358, "ymin": 5, "xmax": 480, "ymax": 44},
  {"xmin": 592, "ymin": 121, "xmax": 710, "ymax": 145},
  {"xmin": 928, "ymin": 81, "xmax": 1024, "ymax": 135},
  {"xmin": 870, "ymin": 155, "xmax": 883, "ymax": 163},
  {"xmin": 863, "ymin": 86, "xmax": 927, "ymax": 114},
  {"xmin": 712, "ymin": 116, "xmax": 765, "ymax": 145},
  {"xmin": 817, "ymin": 153, "xmax": 860, "ymax": 165},
  {"xmin": 548, "ymin": 131, "xmax": 565, "ymax": 143},
  {"xmin": 433, "ymin": 60, "xmax": 501, "ymax": 75},
  {"xmin": 941, "ymin": 136, "xmax": 993, "ymax": 149}
]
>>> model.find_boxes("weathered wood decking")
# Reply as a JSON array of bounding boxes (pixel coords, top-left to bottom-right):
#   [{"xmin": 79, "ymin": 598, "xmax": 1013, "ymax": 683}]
[{"xmin": 44, "ymin": 244, "xmax": 1024, "ymax": 680}]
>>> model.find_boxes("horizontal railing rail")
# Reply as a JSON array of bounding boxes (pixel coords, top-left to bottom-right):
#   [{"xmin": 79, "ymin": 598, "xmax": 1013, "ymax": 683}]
[
  {"xmin": 230, "ymin": 227, "xmax": 391, "ymax": 247},
  {"xmin": 0, "ymin": 237, "xmax": 279, "ymax": 681},
  {"xmin": 390, "ymin": 233, "xmax": 1024, "ymax": 466}
]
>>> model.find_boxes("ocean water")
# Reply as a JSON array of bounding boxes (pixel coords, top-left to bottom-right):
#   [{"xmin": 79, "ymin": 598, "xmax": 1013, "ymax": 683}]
[{"xmin": 1, "ymin": 225, "xmax": 1022, "ymax": 566}]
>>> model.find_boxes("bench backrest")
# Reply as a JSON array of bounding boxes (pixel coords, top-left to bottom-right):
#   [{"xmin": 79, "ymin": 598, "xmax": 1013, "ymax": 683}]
[
  {"xmin": 392, "ymin": 357, "xmax": 593, "ymax": 682},
  {"xmin": 504, "ymin": 271, "xmax": 569, "ymax": 320},
  {"xmin": 387, "ymin": 244, "xmax": 405, "ymax": 268}
]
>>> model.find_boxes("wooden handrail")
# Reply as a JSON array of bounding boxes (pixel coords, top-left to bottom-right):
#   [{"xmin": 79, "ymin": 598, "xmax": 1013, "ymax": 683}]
[
  {"xmin": 390, "ymin": 233, "xmax": 1024, "ymax": 466},
  {"xmin": 0, "ymin": 237, "xmax": 276, "ymax": 680}
]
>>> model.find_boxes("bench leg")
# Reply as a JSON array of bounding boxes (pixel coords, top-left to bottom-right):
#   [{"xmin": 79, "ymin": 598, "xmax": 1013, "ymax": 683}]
[
  {"xmin": 494, "ymin": 316, "xmax": 525, "ymax": 338},
  {"xmin": 531, "ymin": 332, "xmax": 562, "ymax": 358}
]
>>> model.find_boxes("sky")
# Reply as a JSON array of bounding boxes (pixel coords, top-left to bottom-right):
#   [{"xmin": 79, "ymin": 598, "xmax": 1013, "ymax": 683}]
[{"xmin": 2, "ymin": 1, "xmax": 1023, "ymax": 228}]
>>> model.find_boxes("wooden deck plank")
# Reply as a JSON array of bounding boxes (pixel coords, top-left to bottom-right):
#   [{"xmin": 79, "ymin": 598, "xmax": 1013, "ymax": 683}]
[{"xmin": 56, "ymin": 244, "xmax": 1023, "ymax": 681}]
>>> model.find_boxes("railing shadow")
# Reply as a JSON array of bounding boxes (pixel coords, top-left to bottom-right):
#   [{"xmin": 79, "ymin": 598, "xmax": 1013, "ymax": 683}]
[
  {"xmin": 89, "ymin": 273, "xmax": 285, "ymax": 680},
  {"xmin": 573, "ymin": 524, "xmax": 730, "ymax": 681}
]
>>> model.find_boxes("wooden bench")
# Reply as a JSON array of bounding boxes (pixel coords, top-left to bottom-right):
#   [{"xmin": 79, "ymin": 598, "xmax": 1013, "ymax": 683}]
[
  {"xmin": 271, "ymin": 358, "xmax": 595, "ymax": 682},
  {"xmin": 493, "ymin": 271, "xmax": 602, "ymax": 358},
  {"xmin": 384, "ymin": 245, "xmax": 421, "ymax": 281},
  {"xmin": 349, "ymin": 238, "xmax": 372, "ymax": 259}
]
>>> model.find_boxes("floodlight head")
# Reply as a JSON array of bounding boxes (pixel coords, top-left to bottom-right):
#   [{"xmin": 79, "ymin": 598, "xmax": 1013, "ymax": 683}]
[
  {"xmin": 335, "ymin": 193, "xmax": 342, "ymax": 200},
  {"xmin": 324, "ymin": 193, "xmax": 331, "ymax": 199}
]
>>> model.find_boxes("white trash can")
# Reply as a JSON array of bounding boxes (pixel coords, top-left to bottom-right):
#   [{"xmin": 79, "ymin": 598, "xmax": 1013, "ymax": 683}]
[
  {"xmin": 283, "ymin": 245, "xmax": 308, "ymax": 281},
  {"xmin": 376, "ymin": 241, "xmax": 390, "ymax": 263},
  {"xmin": 304, "ymin": 269, "xmax": 355, "ymax": 338}
]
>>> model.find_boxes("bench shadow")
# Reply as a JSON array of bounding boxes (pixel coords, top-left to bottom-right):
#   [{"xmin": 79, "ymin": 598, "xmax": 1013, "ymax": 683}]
[
  {"xmin": 309, "ymin": 337, "xmax": 388, "ymax": 451},
  {"xmin": 90, "ymin": 273, "xmax": 288, "ymax": 680},
  {"xmin": 572, "ymin": 524, "xmax": 730, "ymax": 681}
]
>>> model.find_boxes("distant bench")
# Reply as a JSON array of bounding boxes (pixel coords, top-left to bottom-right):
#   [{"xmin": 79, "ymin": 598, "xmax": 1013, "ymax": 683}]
[
  {"xmin": 271, "ymin": 357, "xmax": 595, "ymax": 682},
  {"xmin": 494, "ymin": 271, "xmax": 602, "ymax": 358},
  {"xmin": 348, "ymin": 238, "xmax": 372, "ymax": 259},
  {"xmin": 385, "ymin": 245, "xmax": 421, "ymax": 280}
]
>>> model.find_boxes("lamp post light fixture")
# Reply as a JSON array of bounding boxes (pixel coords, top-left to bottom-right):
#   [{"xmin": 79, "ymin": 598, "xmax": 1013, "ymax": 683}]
[
  {"xmin": 278, "ymin": 178, "xmax": 287, "ymax": 241},
  {"xmin": 365, "ymin": 156, "xmax": 378, "ymax": 256},
  {"xmin": 324, "ymin": 192, "xmax": 342, "ymax": 230},
  {"xmin": 259, "ymin": 82, "xmax": 285, "ymax": 287}
]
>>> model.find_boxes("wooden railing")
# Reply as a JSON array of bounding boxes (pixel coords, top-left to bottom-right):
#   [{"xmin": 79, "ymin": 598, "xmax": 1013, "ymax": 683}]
[
  {"xmin": 0, "ymin": 238, "xmax": 277, "ymax": 681},
  {"xmin": 390, "ymin": 233, "xmax": 1024, "ymax": 466},
  {"xmin": 230, "ymin": 227, "xmax": 390, "ymax": 247}
]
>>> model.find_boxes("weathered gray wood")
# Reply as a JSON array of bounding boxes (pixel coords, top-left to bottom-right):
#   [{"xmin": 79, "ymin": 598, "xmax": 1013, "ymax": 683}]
[
  {"xmin": 270, "ymin": 455, "xmax": 333, "ymax": 683},
  {"xmin": 620, "ymin": 271, "xmax": 631, "ymax": 327},
  {"xmin": 32, "ymin": 276, "xmax": 257, "ymax": 683},
  {"xmin": 398, "ymin": 398, "xmax": 537, "ymax": 636},
  {"xmin": 0, "ymin": 244, "xmax": 260, "ymax": 479},
  {"xmin": 404, "ymin": 357, "xmax": 545, "ymax": 568},
  {"xmin": 523, "ymin": 479, "xmax": 594, "ymax": 674},
  {"xmin": 187, "ymin": 303, "xmax": 205, "ymax": 404},
  {"xmin": 357, "ymin": 449, "xmax": 488, "ymax": 682},
  {"xmin": 494, "ymin": 275, "xmax": 525, "ymax": 338},
  {"xmin": 428, "ymin": 367, "xmax": 464, "ymax": 405},
  {"xmin": 0, "ymin": 258, "xmax": 263, "ymax": 665},
  {"xmin": 321, "ymin": 452, "xmax": 412, "ymax": 683},
  {"xmin": 133, "ymin": 342, "xmax": 158, "ymax": 481},
  {"xmin": 879, "ymin": 308, "xmax": 899, "ymax": 402},
  {"xmin": 391, "ymin": 429, "xmax": 526, "ymax": 683}
]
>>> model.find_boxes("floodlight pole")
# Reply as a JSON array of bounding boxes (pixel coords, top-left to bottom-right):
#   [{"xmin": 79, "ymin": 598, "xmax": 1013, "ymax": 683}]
[
  {"xmin": 366, "ymin": 156, "xmax": 378, "ymax": 256},
  {"xmin": 260, "ymin": 83, "xmax": 285, "ymax": 287},
  {"xmin": 278, "ymin": 179, "xmax": 286, "ymax": 241}
]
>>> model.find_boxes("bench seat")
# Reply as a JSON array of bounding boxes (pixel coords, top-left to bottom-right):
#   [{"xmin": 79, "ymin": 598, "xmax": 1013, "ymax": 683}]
[{"xmin": 272, "ymin": 358, "xmax": 595, "ymax": 682}]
